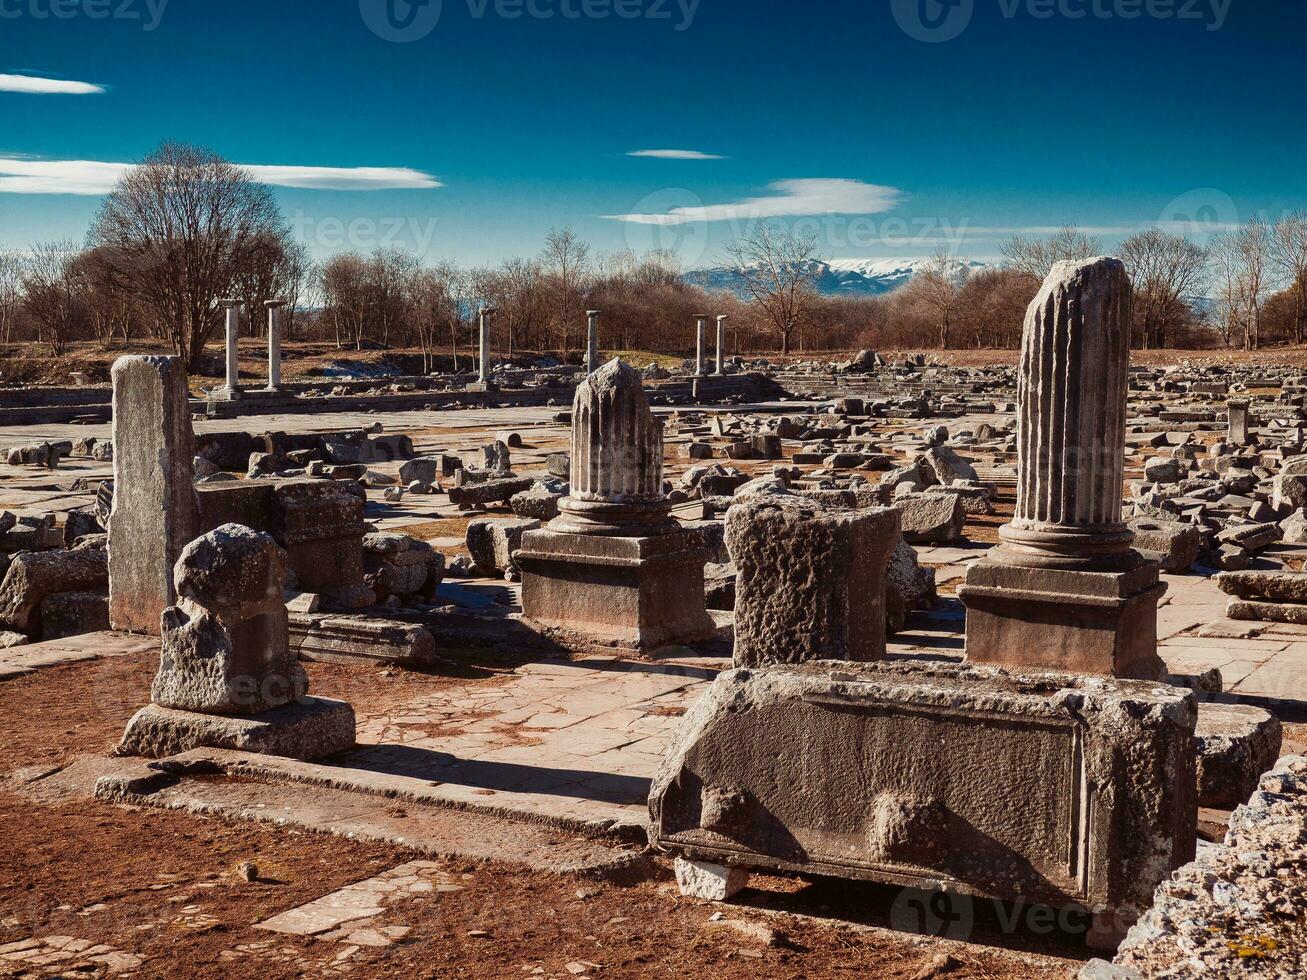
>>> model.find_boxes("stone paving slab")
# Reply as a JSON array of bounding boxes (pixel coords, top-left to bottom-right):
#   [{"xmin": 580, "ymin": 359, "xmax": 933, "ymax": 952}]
[{"xmin": 0, "ymin": 631, "xmax": 155, "ymax": 682}]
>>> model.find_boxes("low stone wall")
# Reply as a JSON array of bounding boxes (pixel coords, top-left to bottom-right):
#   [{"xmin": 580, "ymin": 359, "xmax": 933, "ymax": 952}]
[{"xmin": 1083, "ymin": 754, "xmax": 1307, "ymax": 978}]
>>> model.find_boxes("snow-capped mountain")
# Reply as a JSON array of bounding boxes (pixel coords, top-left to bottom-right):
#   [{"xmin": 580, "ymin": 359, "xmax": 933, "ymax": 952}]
[{"xmin": 685, "ymin": 258, "xmax": 992, "ymax": 298}]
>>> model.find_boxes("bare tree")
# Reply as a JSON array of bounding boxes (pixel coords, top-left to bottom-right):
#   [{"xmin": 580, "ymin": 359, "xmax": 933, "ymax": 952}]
[
  {"xmin": 21, "ymin": 241, "xmax": 88, "ymax": 356},
  {"xmin": 1001, "ymin": 225, "xmax": 1105, "ymax": 281},
  {"xmin": 1272, "ymin": 212, "xmax": 1307, "ymax": 344},
  {"xmin": 88, "ymin": 141, "xmax": 286, "ymax": 371},
  {"xmin": 911, "ymin": 249, "xmax": 969, "ymax": 349},
  {"xmin": 540, "ymin": 227, "xmax": 591, "ymax": 352},
  {"xmin": 0, "ymin": 251, "xmax": 25, "ymax": 344},
  {"xmin": 1120, "ymin": 228, "xmax": 1208, "ymax": 349},
  {"xmin": 723, "ymin": 226, "xmax": 822, "ymax": 355},
  {"xmin": 319, "ymin": 253, "xmax": 371, "ymax": 350},
  {"xmin": 1234, "ymin": 219, "xmax": 1275, "ymax": 350}
]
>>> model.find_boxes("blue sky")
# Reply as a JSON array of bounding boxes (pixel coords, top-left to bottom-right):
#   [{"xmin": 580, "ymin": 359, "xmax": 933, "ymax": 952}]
[{"xmin": 0, "ymin": 0, "xmax": 1302, "ymax": 268}]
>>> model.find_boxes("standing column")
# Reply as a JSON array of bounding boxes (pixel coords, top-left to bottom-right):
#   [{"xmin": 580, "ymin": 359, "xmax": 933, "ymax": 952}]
[
  {"xmin": 216, "ymin": 299, "xmax": 244, "ymax": 401},
  {"xmin": 1227, "ymin": 399, "xmax": 1250, "ymax": 446},
  {"xmin": 694, "ymin": 315, "xmax": 708, "ymax": 377},
  {"xmin": 264, "ymin": 299, "xmax": 287, "ymax": 393},
  {"xmin": 473, "ymin": 307, "xmax": 496, "ymax": 391},
  {"xmin": 715, "ymin": 315, "xmax": 728, "ymax": 376},
  {"xmin": 959, "ymin": 256, "xmax": 1167, "ymax": 680},
  {"xmin": 586, "ymin": 310, "xmax": 601, "ymax": 374}
]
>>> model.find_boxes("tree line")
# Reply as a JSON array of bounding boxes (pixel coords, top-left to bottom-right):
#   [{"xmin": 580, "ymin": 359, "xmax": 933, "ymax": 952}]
[{"xmin": 2, "ymin": 140, "xmax": 1306, "ymax": 369}]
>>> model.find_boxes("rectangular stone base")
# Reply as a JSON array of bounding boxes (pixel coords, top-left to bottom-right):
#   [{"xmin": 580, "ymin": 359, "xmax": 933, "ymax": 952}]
[
  {"xmin": 650, "ymin": 660, "xmax": 1197, "ymax": 941},
  {"xmin": 290, "ymin": 614, "xmax": 437, "ymax": 666},
  {"xmin": 117, "ymin": 697, "xmax": 355, "ymax": 761},
  {"xmin": 957, "ymin": 558, "xmax": 1167, "ymax": 679},
  {"xmin": 516, "ymin": 528, "xmax": 717, "ymax": 650}
]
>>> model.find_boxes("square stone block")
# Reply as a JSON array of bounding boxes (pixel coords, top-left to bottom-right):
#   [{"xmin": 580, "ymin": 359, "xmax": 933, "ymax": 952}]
[
  {"xmin": 958, "ymin": 558, "xmax": 1168, "ymax": 680},
  {"xmin": 516, "ymin": 528, "xmax": 716, "ymax": 650}
]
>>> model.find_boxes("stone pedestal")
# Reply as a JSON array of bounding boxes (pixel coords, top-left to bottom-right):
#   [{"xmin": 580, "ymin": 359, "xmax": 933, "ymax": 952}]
[
  {"xmin": 517, "ymin": 527, "xmax": 717, "ymax": 649},
  {"xmin": 959, "ymin": 257, "xmax": 1166, "ymax": 679},
  {"xmin": 960, "ymin": 558, "xmax": 1167, "ymax": 679},
  {"xmin": 117, "ymin": 697, "xmax": 355, "ymax": 761}
]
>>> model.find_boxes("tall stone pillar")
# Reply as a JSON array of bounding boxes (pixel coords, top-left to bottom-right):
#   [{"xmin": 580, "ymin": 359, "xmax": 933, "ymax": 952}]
[
  {"xmin": 586, "ymin": 310, "xmax": 601, "ymax": 374},
  {"xmin": 1228, "ymin": 399, "xmax": 1250, "ymax": 446},
  {"xmin": 517, "ymin": 358, "xmax": 716, "ymax": 649},
  {"xmin": 715, "ymin": 315, "xmax": 728, "ymax": 376},
  {"xmin": 958, "ymin": 257, "xmax": 1166, "ymax": 679},
  {"xmin": 264, "ymin": 299, "xmax": 286, "ymax": 393},
  {"xmin": 694, "ymin": 315, "xmax": 709, "ymax": 377},
  {"xmin": 214, "ymin": 299, "xmax": 244, "ymax": 401},
  {"xmin": 471, "ymin": 307, "xmax": 497, "ymax": 392},
  {"xmin": 109, "ymin": 355, "xmax": 198, "ymax": 635}
]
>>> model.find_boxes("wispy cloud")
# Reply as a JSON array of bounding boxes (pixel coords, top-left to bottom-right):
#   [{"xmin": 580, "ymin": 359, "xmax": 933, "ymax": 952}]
[
  {"xmin": 627, "ymin": 149, "xmax": 725, "ymax": 161},
  {"xmin": 0, "ymin": 73, "xmax": 106, "ymax": 95},
  {"xmin": 0, "ymin": 157, "xmax": 443, "ymax": 195},
  {"xmin": 608, "ymin": 178, "xmax": 903, "ymax": 225}
]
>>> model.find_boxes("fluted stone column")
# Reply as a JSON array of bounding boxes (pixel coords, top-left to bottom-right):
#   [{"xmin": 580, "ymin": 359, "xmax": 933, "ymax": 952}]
[
  {"xmin": 715, "ymin": 315, "xmax": 728, "ymax": 376},
  {"xmin": 553, "ymin": 358, "xmax": 676, "ymax": 537},
  {"xmin": 517, "ymin": 357, "xmax": 715, "ymax": 649},
  {"xmin": 694, "ymin": 315, "xmax": 709, "ymax": 377},
  {"xmin": 959, "ymin": 257, "xmax": 1166, "ymax": 680},
  {"xmin": 996, "ymin": 257, "xmax": 1134, "ymax": 572},
  {"xmin": 586, "ymin": 310, "xmax": 601, "ymax": 374},
  {"xmin": 264, "ymin": 299, "xmax": 286, "ymax": 393},
  {"xmin": 215, "ymin": 299, "xmax": 244, "ymax": 401}
]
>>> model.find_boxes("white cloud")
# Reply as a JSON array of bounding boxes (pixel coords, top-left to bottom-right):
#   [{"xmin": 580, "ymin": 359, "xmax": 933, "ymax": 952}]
[
  {"xmin": 627, "ymin": 149, "xmax": 725, "ymax": 161},
  {"xmin": 608, "ymin": 178, "xmax": 904, "ymax": 225},
  {"xmin": 0, "ymin": 74, "xmax": 106, "ymax": 95},
  {"xmin": 0, "ymin": 157, "xmax": 443, "ymax": 195}
]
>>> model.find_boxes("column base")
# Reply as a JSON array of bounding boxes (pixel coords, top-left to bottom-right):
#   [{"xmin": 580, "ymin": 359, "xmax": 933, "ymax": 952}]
[
  {"xmin": 957, "ymin": 556, "xmax": 1168, "ymax": 679},
  {"xmin": 465, "ymin": 381, "xmax": 498, "ymax": 393},
  {"xmin": 516, "ymin": 527, "xmax": 717, "ymax": 650},
  {"xmin": 209, "ymin": 385, "xmax": 244, "ymax": 402}
]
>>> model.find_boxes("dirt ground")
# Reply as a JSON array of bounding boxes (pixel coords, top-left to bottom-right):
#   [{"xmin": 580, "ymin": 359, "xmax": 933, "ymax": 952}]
[{"xmin": 0, "ymin": 655, "xmax": 1078, "ymax": 979}]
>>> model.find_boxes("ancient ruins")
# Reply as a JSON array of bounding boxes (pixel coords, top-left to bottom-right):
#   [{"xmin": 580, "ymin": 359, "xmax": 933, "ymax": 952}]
[{"xmin": 1, "ymin": 263, "xmax": 1303, "ymax": 979}]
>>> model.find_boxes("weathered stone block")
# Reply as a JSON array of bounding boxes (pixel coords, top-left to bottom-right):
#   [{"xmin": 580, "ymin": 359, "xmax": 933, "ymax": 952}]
[
  {"xmin": 109, "ymin": 355, "xmax": 198, "ymax": 634},
  {"xmin": 650, "ymin": 661, "xmax": 1197, "ymax": 944},
  {"xmin": 466, "ymin": 517, "xmax": 541, "ymax": 575},
  {"xmin": 0, "ymin": 544, "xmax": 108, "ymax": 637},
  {"xmin": 725, "ymin": 495, "xmax": 899, "ymax": 667},
  {"xmin": 894, "ymin": 491, "xmax": 965, "ymax": 543},
  {"xmin": 1195, "ymin": 702, "xmax": 1282, "ymax": 809},
  {"xmin": 116, "ymin": 697, "xmax": 354, "ymax": 761}
]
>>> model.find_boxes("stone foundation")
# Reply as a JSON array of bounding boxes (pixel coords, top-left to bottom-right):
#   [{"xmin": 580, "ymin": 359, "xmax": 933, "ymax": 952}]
[
  {"xmin": 116, "ymin": 697, "xmax": 355, "ymax": 761},
  {"xmin": 517, "ymin": 528, "xmax": 717, "ymax": 649}
]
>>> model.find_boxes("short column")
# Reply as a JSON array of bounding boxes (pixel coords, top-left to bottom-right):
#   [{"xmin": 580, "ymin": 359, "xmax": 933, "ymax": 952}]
[
  {"xmin": 264, "ymin": 299, "xmax": 287, "ymax": 393},
  {"xmin": 715, "ymin": 315, "xmax": 728, "ymax": 376},
  {"xmin": 694, "ymin": 315, "xmax": 708, "ymax": 377},
  {"xmin": 586, "ymin": 310, "xmax": 601, "ymax": 374},
  {"xmin": 1228, "ymin": 399, "xmax": 1250, "ymax": 445}
]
